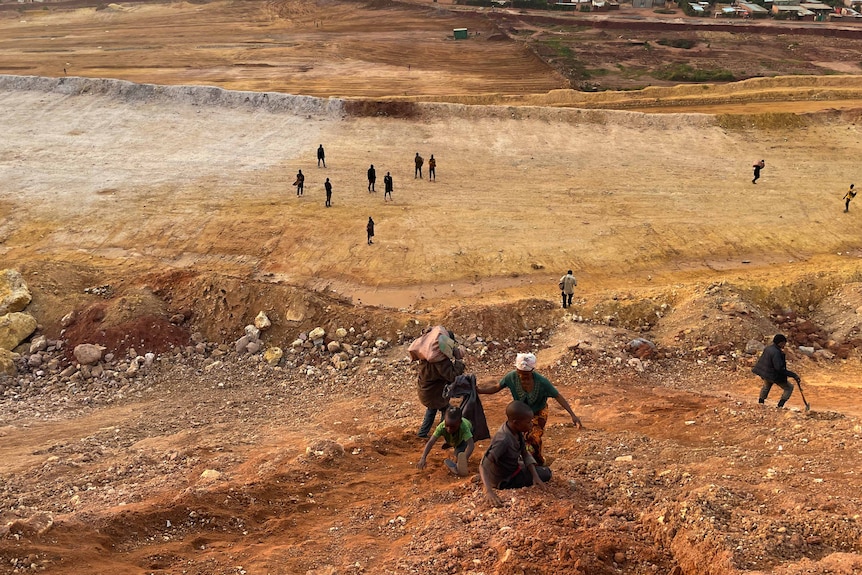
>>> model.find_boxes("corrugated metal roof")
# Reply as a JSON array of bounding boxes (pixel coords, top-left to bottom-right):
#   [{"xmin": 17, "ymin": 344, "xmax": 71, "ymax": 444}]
[{"xmin": 738, "ymin": 1, "xmax": 769, "ymax": 12}]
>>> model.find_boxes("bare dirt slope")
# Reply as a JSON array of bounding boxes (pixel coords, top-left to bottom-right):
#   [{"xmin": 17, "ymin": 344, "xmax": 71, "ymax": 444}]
[
  {"xmin": 3, "ymin": 1, "xmax": 862, "ymax": 575},
  {"xmin": 0, "ymin": 0, "xmax": 563, "ymax": 97},
  {"xmin": 4, "ymin": 76, "xmax": 862, "ymax": 302},
  {"xmin": 4, "ymin": 73, "xmax": 862, "ymax": 575}
]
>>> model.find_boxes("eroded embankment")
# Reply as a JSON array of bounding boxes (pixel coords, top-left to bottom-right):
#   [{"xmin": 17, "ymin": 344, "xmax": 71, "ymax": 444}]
[
  {"xmin": 0, "ymin": 73, "xmax": 715, "ymax": 126},
  {"xmin": 387, "ymin": 75, "xmax": 862, "ymax": 112},
  {"xmin": 7, "ymin": 73, "xmax": 862, "ymax": 134},
  {"xmin": 0, "ymin": 75, "xmax": 346, "ymax": 118}
]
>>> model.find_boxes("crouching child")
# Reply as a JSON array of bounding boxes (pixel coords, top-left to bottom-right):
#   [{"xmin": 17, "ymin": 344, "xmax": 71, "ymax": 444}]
[
  {"xmin": 417, "ymin": 406, "xmax": 475, "ymax": 476},
  {"xmin": 479, "ymin": 400, "xmax": 552, "ymax": 507}
]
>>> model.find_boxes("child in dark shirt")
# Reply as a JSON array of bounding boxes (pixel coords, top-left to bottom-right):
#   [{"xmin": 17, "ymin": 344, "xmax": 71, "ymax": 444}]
[{"xmin": 479, "ymin": 400, "xmax": 551, "ymax": 507}]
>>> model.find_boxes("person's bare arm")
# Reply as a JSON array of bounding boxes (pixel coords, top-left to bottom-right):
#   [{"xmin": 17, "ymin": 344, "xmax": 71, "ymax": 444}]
[
  {"xmin": 479, "ymin": 463, "xmax": 503, "ymax": 507},
  {"xmin": 477, "ymin": 381, "xmax": 503, "ymax": 395},
  {"xmin": 554, "ymin": 394, "xmax": 584, "ymax": 429},
  {"xmin": 417, "ymin": 436, "xmax": 439, "ymax": 470}
]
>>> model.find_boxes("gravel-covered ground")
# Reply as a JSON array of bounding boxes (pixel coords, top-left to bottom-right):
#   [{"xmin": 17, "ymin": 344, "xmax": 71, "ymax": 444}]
[{"xmin": 3, "ymin": 319, "xmax": 862, "ymax": 575}]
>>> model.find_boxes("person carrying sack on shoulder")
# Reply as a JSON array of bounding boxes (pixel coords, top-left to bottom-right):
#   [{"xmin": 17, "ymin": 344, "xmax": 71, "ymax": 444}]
[
  {"xmin": 409, "ymin": 327, "xmax": 466, "ymax": 438},
  {"xmin": 559, "ymin": 270, "xmax": 577, "ymax": 309}
]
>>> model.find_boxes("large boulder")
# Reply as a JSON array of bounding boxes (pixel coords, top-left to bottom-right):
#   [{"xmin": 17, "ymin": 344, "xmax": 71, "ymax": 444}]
[
  {"xmin": 0, "ymin": 270, "xmax": 31, "ymax": 316},
  {"xmin": 0, "ymin": 312, "xmax": 37, "ymax": 351},
  {"xmin": 0, "ymin": 349, "xmax": 17, "ymax": 376},
  {"xmin": 73, "ymin": 343, "xmax": 105, "ymax": 365}
]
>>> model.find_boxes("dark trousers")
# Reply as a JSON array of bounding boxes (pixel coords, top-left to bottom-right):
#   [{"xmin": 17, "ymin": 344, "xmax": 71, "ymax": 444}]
[
  {"xmin": 752, "ymin": 168, "xmax": 761, "ymax": 183},
  {"xmin": 499, "ymin": 466, "xmax": 552, "ymax": 489},
  {"xmin": 368, "ymin": 180, "xmax": 375, "ymax": 192},
  {"xmin": 759, "ymin": 378, "xmax": 793, "ymax": 407},
  {"xmin": 325, "ymin": 193, "xmax": 331, "ymax": 207},
  {"xmin": 561, "ymin": 291, "xmax": 573, "ymax": 308},
  {"xmin": 429, "ymin": 168, "xmax": 435, "ymax": 181},
  {"xmin": 415, "ymin": 166, "xmax": 422, "ymax": 178},
  {"xmin": 846, "ymin": 199, "xmax": 852, "ymax": 212},
  {"xmin": 418, "ymin": 407, "xmax": 446, "ymax": 437},
  {"xmin": 296, "ymin": 183, "xmax": 303, "ymax": 196}
]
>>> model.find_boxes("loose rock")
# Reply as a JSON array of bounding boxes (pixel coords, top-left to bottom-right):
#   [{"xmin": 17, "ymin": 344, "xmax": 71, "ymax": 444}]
[
  {"xmin": 0, "ymin": 269, "xmax": 32, "ymax": 315},
  {"xmin": 254, "ymin": 311, "xmax": 271, "ymax": 330},
  {"xmin": 73, "ymin": 343, "xmax": 105, "ymax": 366},
  {"xmin": 263, "ymin": 346, "xmax": 283, "ymax": 366},
  {"xmin": 0, "ymin": 312, "xmax": 38, "ymax": 351}
]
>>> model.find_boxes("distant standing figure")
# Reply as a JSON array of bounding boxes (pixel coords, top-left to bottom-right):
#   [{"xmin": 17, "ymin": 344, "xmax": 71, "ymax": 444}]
[
  {"xmin": 368, "ymin": 164, "xmax": 376, "ymax": 192},
  {"xmin": 844, "ymin": 184, "xmax": 856, "ymax": 213},
  {"xmin": 318, "ymin": 145, "xmax": 326, "ymax": 168},
  {"xmin": 752, "ymin": 159, "xmax": 765, "ymax": 184},
  {"xmin": 384, "ymin": 172, "xmax": 393, "ymax": 201},
  {"xmin": 294, "ymin": 169, "xmax": 304, "ymax": 196},
  {"xmin": 324, "ymin": 178, "xmax": 332, "ymax": 207},
  {"xmin": 367, "ymin": 217, "xmax": 375, "ymax": 245},
  {"xmin": 414, "ymin": 153, "xmax": 424, "ymax": 179},
  {"xmin": 428, "ymin": 155, "xmax": 436, "ymax": 182},
  {"xmin": 559, "ymin": 270, "xmax": 577, "ymax": 309}
]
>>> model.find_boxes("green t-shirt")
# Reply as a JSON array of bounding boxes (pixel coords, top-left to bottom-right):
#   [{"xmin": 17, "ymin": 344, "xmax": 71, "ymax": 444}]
[
  {"xmin": 499, "ymin": 370, "xmax": 559, "ymax": 413},
  {"xmin": 432, "ymin": 418, "xmax": 473, "ymax": 446}
]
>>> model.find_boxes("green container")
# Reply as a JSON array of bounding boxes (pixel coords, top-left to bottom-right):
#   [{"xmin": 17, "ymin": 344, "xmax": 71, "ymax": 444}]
[{"xmin": 453, "ymin": 28, "xmax": 468, "ymax": 40}]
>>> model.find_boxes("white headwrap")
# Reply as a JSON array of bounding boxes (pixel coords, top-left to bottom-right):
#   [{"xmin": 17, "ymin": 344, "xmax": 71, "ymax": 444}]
[{"xmin": 515, "ymin": 353, "xmax": 537, "ymax": 372}]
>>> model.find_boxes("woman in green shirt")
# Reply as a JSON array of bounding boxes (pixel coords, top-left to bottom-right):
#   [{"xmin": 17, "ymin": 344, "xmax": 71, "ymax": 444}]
[{"xmin": 478, "ymin": 352, "xmax": 582, "ymax": 466}]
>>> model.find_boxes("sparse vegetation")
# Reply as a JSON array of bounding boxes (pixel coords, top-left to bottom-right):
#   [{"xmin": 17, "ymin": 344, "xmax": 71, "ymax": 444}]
[
  {"xmin": 536, "ymin": 36, "xmax": 594, "ymax": 81},
  {"xmin": 653, "ymin": 63, "xmax": 735, "ymax": 82},
  {"xmin": 539, "ymin": 36, "xmax": 573, "ymax": 58},
  {"xmin": 657, "ymin": 38, "xmax": 697, "ymax": 49}
]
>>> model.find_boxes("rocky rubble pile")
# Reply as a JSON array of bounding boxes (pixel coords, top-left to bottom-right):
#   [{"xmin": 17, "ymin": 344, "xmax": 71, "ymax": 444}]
[
  {"xmin": 0, "ymin": 269, "xmax": 36, "ymax": 376},
  {"xmin": 4, "ymin": 263, "xmax": 862, "ymax": 431}
]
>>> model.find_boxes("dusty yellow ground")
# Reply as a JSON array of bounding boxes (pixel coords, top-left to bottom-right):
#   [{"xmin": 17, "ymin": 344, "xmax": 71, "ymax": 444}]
[{"xmin": 3, "ymin": 83, "xmax": 862, "ymax": 310}]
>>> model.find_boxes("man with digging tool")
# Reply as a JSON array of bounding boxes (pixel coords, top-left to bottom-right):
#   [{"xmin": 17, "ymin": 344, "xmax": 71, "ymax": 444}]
[{"xmin": 753, "ymin": 334, "xmax": 801, "ymax": 409}]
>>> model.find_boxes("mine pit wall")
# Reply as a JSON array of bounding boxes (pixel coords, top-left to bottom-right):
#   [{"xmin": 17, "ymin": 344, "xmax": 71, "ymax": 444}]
[
  {"xmin": 0, "ymin": 75, "xmax": 346, "ymax": 118},
  {"xmin": 8, "ymin": 72, "xmax": 859, "ymax": 126},
  {"xmin": 0, "ymin": 74, "xmax": 718, "ymax": 128}
]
